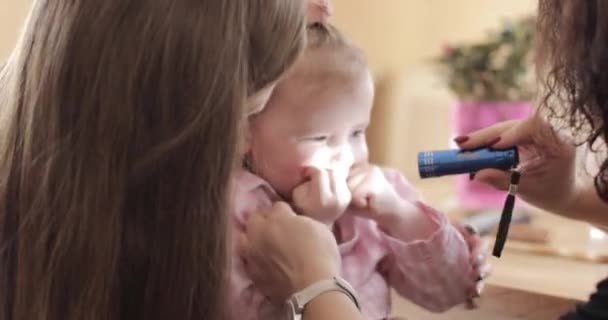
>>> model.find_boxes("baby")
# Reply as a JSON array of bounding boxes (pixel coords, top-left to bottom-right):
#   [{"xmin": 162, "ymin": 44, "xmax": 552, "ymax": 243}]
[{"xmin": 230, "ymin": 23, "xmax": 484, "ymax": 320}]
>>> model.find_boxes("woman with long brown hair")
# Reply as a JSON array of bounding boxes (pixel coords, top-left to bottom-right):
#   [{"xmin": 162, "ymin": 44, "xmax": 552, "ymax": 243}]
[
  {"xmin": 0, "ymin": 1, "xmax": 364, "ymax": 319},
  {"xmin": 454, "ymin": 1, "xmax": 608, "ymax": 319}
]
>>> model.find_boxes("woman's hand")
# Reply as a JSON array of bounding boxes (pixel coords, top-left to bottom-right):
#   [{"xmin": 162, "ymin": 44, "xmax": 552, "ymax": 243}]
[
  {"xmin": 455, "ymin": 115, "xmax": 580, "ymax": 218},
  {"xmin": 240, "ymin": 202, "xmax": 341, "ymax": 302}
]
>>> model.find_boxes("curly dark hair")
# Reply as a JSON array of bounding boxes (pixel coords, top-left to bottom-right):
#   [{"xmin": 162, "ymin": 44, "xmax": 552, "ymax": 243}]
[{"xmin": 537, "ymin": 0, "xmax": 608, "ymax": 202}]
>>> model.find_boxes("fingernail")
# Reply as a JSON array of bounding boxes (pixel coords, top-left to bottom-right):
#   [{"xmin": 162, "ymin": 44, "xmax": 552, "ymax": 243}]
[
  {"xmin": 454, "ymin": 136, "xmax": 470, "ymax": 144},
  {"xmin": 479, "ymin": 263, "xmax": 492, "ymax": 277},
  {"xmin": 476, "ymin": 282, "xmax": 485, "ymax": 295},
  {"xmin": 469, "ymin": 172, "xmax": 476, "ymax": 181},
  {"xmin": 488, "ymin": 137, "xmax": 502, "ymax": 146},
  {"xmin": 464, "ymin": 224, "xmax": 478, "ymax": 235}
]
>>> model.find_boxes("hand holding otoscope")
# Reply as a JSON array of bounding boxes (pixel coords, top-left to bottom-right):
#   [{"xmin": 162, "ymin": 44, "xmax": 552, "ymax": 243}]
[{"xmin": 417, "ymin": 147, "xmax": 520, "ymax": 258}]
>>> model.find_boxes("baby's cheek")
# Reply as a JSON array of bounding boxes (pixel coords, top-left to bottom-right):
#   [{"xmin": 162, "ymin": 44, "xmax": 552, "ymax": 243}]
[
  {"xmin": 273, "ymin": 162, "xmax": 309, "ymax": 196},
  {"xmin": 353, "ymin": 143, "xmax": 369, "ymax": 164},
  {"xmin": 300, "ymin": 147, "xmax": 334, "ymax": 169},
  {"xmin": 292, "ymin": 152, "xmax": 321, "ymax": 175},
  {"xmin": 278, "ymin": 149, "xmax": 324, "ymax": 193},
  {"xmin": 288, "ymin": 164, "xmax": 313, "ymax": 187}
]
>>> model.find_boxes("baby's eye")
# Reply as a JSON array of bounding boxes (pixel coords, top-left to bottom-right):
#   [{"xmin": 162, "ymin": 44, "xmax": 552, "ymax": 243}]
[
  {"xmin": 305, "ymin": 135, "xmax": 329, "ymax": 142},
  {"xmin": 352, "ymin": 129, "xmax": 365, "ymax": 137}
]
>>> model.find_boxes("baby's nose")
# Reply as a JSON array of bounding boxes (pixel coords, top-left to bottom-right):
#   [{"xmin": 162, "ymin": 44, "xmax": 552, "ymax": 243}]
[{"xmin": 332, "ymin": 147, "xmax": 354, "ymax": 171}]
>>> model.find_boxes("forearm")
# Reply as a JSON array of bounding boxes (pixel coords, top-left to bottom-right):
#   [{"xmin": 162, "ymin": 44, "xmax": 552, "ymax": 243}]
[
  {"xmin": 376, "ymin": 200, "xmax": 441, "ymax": 242},
  {"xmin": 559, "ymin": 181, "xmax": 608, "ymax": 227},
  {"xmin": 380, "ymin": 222, "xmax": 476, "ymax": 312},
  {"xmin": 303, "ymin": 291, "xmax": 363, "ymax": 320}
]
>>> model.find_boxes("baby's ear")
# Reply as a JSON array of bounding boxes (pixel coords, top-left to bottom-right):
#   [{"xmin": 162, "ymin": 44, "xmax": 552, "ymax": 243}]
[
  {"xmin": 244, "ymin": 136, "xmax": 252, "ymax": 154},
  {"xmin": 307, "ymin": 0, "xmax": 332, "ymax": 24},
  {"xmin": 240, "ymin": 123, "xmax": 253, "ymax": 154}
]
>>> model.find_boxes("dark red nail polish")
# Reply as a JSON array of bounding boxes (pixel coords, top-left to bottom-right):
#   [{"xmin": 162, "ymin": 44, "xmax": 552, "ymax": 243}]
[
  {"xmin": 454, "ymin": 136, "xmax": 470, "ymax": 144},
  {"xmin": 488, "ymin": 137, "xmax": 501, "ymax": 146},
  {"xmin": 469, "ymin": 172, "xmax": 476, "ymax": 181}
]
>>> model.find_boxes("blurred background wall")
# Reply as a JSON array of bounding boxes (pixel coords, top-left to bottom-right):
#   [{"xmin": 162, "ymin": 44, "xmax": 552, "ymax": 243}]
[
  {"xmin": 0, "ymin": 1, "xmax": 29, "ymax": 61},
  {"xmin": 332, "ymin": 1, "xmax": 536, "ymax": 74}
]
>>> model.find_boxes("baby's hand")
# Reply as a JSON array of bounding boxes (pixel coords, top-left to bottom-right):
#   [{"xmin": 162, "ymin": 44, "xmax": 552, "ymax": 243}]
[
  {"xmin": 347, "ymin": 165, "xmax": 403, "ymax": 220},
  {"xmin": 347, "ymin": 165, "xmax": 437, "ymax": 241},
  {"xmin": 453, "ymin": 224, "xmax": 491, "ymax": 308},
  {"xmin": 292, "ymin": 167, "xmax": 351, "ymax": 225}
]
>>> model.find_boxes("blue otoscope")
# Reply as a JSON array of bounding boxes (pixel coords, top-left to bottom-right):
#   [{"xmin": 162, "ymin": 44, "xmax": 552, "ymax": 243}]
[
  {"xmin": 417, "ymin": 147, "xmax": 520, "ymax": 258},
  {"xmin": 418, "ymin": 148, "xmax": 518, "ymax": 178}
]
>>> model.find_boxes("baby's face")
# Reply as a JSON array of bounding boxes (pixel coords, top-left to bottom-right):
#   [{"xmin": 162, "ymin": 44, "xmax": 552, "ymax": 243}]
[
  {"xmin": 246, "ymin": 83, "xmax": 277, "ymax": 118},
  {"xmin": 248, "ymin": 72, "xmax": 374, "ymax": 199},
  {"xmin": 241, "ymin": 83, "xmax": 277, "ymax": 156}
]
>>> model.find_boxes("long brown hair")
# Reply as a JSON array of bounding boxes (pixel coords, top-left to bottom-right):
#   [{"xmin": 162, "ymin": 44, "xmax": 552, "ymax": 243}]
[
  {"xmin": 0, "ymin": 1, "xmax": 305, "ymax": 320},
  {"xmin": 537, "ymin": 0, "xmax": 608, "ymax": 201}
]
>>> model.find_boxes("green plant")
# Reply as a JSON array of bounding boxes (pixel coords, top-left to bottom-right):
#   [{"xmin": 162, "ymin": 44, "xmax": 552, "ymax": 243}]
[{"xmin": 438, "ymin": 16, "xmax": 536, "ymax": 102}]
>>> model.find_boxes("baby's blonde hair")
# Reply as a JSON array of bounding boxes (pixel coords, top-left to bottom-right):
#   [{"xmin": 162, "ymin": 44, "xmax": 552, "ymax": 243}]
[{"xmin": 283, "ymin": 22, "xmax": 369, "ymax": 89}]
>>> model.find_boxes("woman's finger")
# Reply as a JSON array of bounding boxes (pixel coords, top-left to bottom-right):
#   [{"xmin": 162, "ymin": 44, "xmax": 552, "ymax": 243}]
[
  {"xmin": 472, "ymin": 168, "xmax": 512, "ymax": 191},
  {"xmin": 456, "ymin": 120, "xmax": 519, "ymax": 149},
  {"xmin": 491, "ymin": 117, "xmax": 538, "ymax": 149},
  {"xmin": 244, "ymin": 257, "xmax": 277, "ymax": 301}
]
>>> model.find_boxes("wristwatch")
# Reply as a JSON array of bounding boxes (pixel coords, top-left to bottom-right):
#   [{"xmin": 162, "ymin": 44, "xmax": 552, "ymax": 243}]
[{"xmin": 285, "ymin": 276, "xmax": 360, "ymax": 320}]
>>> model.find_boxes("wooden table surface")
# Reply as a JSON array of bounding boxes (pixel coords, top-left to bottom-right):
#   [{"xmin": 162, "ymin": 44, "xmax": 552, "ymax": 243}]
[
  {"xmin": 414, "ymin": 179, "xmax": 608, "ymax": 301},
  {"xmin": 391, "ymin": 285, "xmax": 580, "ymax": 319}
]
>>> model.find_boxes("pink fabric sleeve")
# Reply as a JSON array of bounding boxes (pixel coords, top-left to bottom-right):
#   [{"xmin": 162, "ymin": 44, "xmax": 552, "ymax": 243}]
[
  {"xmin": 377, "ymin": 169, "xmax": 478, "ymax": 312},
  {"xmin": 227, "ymin": 228, "xmax": 284, "ymax": 320},
  {"xmin": 227, "ymin": 176, "xmax": 284, "ymax": 320}
]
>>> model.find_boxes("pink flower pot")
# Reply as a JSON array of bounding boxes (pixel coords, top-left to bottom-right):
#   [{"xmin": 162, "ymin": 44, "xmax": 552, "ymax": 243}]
[{"xmin": 450, "ymin": 101, "xmax": 532, "ymax": 210}]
